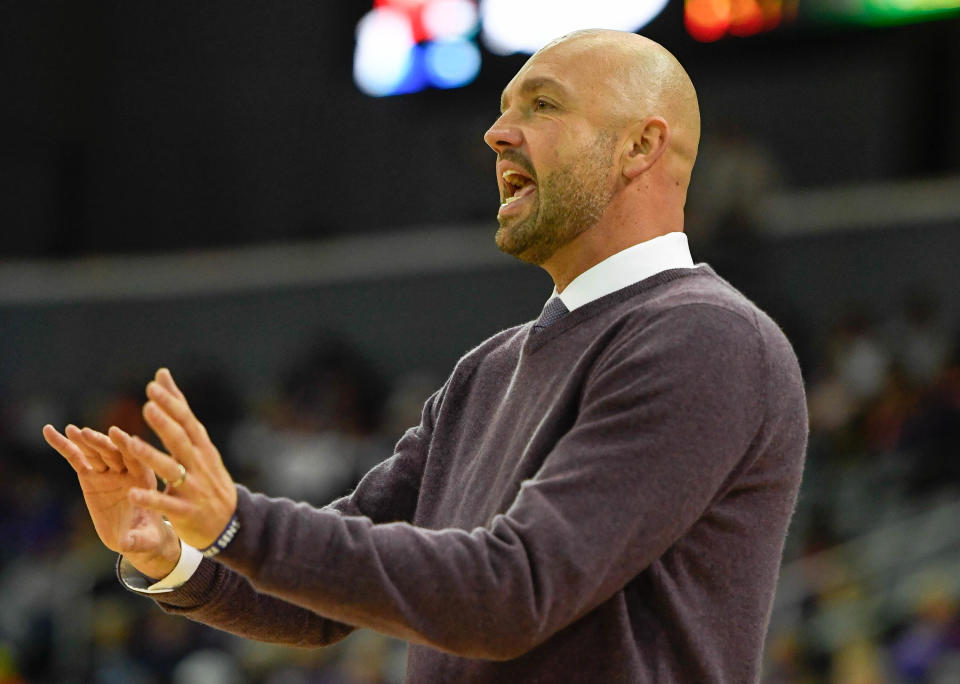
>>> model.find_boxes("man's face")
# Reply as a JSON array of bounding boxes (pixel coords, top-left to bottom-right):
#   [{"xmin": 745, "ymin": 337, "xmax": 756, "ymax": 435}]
[{"xmin": 484, "ymin": 45, "xmax": 620, "ymax": 265}]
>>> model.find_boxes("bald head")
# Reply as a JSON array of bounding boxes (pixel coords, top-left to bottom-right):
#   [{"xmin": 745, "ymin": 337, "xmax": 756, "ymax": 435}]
[{"xmin": 534, "ymin": 30, "xmax": 700, "ymax": 188}]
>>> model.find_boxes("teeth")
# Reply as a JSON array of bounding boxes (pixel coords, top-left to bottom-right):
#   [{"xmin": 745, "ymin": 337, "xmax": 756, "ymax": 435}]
[
  {"xmin": 502, "ymin": 170, "xmax": 532, "ymax": 186},
  {"xmin": 500, "ymin": 169, "xmax": 535, "ymax": 207}
]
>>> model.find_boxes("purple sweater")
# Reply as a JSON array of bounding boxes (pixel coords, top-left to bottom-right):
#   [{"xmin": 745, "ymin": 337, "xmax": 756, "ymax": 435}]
[{"xmin": 144, "ymin": 266, "xmax": 807, "ymax": 682}]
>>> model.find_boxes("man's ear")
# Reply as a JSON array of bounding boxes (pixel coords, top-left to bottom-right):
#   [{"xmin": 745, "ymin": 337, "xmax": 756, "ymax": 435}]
[{"xmin": 621, "ymin": 117, "xmax": 669, "ymax": 179}]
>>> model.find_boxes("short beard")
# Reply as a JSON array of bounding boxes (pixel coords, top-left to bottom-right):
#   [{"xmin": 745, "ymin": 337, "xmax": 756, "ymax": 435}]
[{"xmin": 495, "ymin": 131, "xmax": 617, "ymax": 265}]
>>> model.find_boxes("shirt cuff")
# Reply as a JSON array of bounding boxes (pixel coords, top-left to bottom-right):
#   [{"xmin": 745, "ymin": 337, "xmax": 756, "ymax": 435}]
[{"xmin": 118, "ymin": 541, "xmax": 204, "ymax": 594}]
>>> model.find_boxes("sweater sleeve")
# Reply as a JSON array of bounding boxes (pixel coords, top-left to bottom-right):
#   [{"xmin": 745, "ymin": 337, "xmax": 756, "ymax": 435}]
[
  {"xmin": 205, "ymin": 304, "xmax": 772, "ymax": 659},
  {"xmin": 143, "ymin": 385, "xmax": 445, "ymax": 646}
]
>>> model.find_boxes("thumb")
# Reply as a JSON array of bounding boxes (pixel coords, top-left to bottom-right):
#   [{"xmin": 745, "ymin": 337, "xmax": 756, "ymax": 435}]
[{"xmin": 121, "ymin": 531, "xmax": 153, "ymax": 554}]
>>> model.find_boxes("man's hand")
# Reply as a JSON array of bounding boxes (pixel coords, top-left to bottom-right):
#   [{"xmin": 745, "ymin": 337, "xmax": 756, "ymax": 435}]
[
  {"xmin": 111, "ymin": 368, "xmax": 238, "ymax": 551},
  {"xmin": 42, "ymin": 423, "xmax": 181, "ymax": 579}
]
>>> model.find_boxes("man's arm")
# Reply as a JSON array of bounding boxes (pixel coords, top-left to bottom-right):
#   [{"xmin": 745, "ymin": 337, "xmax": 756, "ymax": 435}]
[
  {"xmin": 151, "ymin": 426, "xmax": 437, "ymax": 645},
  {"xmin": 124, "ymin": 307, "xmax": 786, "ymax": 659},
  {"xmin": 111, "ymin": 373, "xmax": 443, "ymax": 646},
  {"xmin": 45, "ymin": 367, "xmax": 443, "ymax": 647}
]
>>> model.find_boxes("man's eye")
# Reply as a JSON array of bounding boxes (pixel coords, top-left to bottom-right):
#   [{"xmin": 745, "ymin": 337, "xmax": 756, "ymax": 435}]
[{"xmin": 535, "ymin": 99, "xmax": 552, "ymax": 110}]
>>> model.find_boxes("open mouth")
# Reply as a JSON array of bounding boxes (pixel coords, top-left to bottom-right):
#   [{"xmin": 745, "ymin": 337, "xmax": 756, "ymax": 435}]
[{"xmin": 501, "ymin": 169, "xmax": 537, "ymax": 209}]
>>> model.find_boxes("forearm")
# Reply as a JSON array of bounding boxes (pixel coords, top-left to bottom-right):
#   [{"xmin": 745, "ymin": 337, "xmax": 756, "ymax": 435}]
[
  {"xmin": 138, "ymin": 555, "xmax": 357, "ymax": 647},
  {"xmin": 216, "ymin": 487, "xmax": 556, "ymax": 659},
  {"xmin": 119, "ymin": 406, "xmax": 437, "ymax": 648},
  {"xmin": 214, "ymin": 483, "xmax": 702, "ymax": 660}
]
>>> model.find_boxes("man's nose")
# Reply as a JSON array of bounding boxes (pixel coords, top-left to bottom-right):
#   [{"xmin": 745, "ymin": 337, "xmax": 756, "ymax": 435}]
[{"xmin": 483, "ymin": 115, "xmax": 522, "ymax": 154}]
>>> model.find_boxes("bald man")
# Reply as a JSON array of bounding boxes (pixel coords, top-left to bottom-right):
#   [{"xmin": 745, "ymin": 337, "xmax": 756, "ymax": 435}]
[{"xmin": 44, "ymin": 30, "xmax": 806, "ymax": 683}]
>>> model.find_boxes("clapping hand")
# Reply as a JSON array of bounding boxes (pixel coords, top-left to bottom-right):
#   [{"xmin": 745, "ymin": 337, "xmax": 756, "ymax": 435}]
[
  {"xmin": 112, "ymin": 368, "xmax": 238, "ymax": 552},
  {"xmin": 42, "ymin": 423, "xmax": 181, "ymax": 579},
  {"xmin": 44, "ymin": 368, "xmax": 238, "ymax": 577}
]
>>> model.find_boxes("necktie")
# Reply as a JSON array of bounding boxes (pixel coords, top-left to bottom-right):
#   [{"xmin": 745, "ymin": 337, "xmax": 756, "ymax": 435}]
[{"xmin": 533, "ymin": 297, "xmax": 569, "ymax": 333}]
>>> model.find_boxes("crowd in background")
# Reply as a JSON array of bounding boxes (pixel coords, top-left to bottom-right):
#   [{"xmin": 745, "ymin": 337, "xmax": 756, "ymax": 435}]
[
  {"xmin": 765, "ymin": 292, "xmax": 960, "ymax": 683},
  {"xmin": 2, "ymin": 275, "xmax": 959, "ymax": 684}
]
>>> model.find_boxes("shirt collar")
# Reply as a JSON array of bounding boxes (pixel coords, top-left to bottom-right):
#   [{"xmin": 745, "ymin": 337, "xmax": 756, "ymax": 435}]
[{"xmin": 550, "ymin": 232, "xmax": 694, "ymax": 312}]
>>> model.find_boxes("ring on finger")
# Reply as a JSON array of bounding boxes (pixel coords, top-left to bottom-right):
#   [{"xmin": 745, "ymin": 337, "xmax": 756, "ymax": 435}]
[{"xmin": 161, "ymin": 463, "xmax": 187, "ymax": 490}]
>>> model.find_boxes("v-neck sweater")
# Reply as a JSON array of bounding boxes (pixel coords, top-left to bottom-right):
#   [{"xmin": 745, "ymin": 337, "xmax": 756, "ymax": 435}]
[{"xmin": 147, "ymin": 265, "xmax": 807, "ymax": 683}]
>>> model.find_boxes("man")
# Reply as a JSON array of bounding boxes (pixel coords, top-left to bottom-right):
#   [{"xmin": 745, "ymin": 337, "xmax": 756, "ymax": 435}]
[{"xmin": 43, "ymin": 29, "xmax": 807, "ymax": 682}]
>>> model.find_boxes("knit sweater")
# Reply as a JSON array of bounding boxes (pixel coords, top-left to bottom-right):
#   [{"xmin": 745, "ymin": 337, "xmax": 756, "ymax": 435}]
[{"xmin": 144, "ymin": 265, "xmax": 807, "ymax": 683}]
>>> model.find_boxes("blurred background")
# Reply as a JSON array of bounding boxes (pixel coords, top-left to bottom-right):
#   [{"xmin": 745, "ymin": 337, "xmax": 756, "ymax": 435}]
[{"xmin": 1, "ymin": 0, "xmax": 959, "ymax": 682}]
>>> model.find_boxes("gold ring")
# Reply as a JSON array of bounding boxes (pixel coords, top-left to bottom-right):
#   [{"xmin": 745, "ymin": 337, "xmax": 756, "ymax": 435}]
[{"xmin": 167, "ymin": 463, "xmax": 187, "ymax": 489}]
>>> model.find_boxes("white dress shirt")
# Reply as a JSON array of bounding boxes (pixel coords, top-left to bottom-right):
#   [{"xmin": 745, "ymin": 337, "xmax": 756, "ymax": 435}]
[
  {"xmin": 552, "ymin": 231, "xmax": 694, "ymax": 311},
  {"xmin": 119, "ymin": 533, "xmax": 203, "ymax": 594}
]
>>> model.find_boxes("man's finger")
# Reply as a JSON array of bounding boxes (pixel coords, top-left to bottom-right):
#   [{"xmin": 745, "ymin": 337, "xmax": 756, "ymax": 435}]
[
  {"xmin": 146, "ymin": 381, "xmax": 211, "ymax": 450},
  {"xmin": 142, "ymin": 400, "xmax": 198, "ymax": 469},
  {"xmin": 78, "ymin": 427, "xmax": 127, "ymax": 472},
  {"xmin": 104, "ymin": 426, "xmax": 151, "ymax": 479},
  {"xmin": 43, "ymin": 424, "xmax": 94, "ymax": 473},
  {"xmin": 156, "ymin": 367, "xmax": 186, "ymax": 401},
  {"xmin": 110, "ymin": 427, "xmax": 186, "ymax": 488},
  {"xmin": 64, "ymin": 424, "xmax": 110, "ymax": 473},
  {"xmin": 129, "ymin": 487, "xmax": 193, "ymax": 518}
]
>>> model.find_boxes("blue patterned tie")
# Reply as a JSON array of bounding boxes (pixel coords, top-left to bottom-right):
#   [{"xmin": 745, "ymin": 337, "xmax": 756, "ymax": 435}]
[{"xmin": 533, "ymin": 297, "xmax": 569, "ymax": 333}]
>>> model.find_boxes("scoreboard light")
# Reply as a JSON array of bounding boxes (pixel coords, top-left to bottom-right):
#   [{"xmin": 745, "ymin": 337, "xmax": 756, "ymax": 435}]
[
  {"xmin": 425, "ymin": 39, "xmax": 484, "ymax": 88},
  {"xmin": 684, "ymin": 0, "xmax": 959, "ymax": 40},
  {"xmin": 354, "ymin": 0, "xmax": 673, "ymax": 96},
  {"xmin": 804, "ymin": 0, "xmax": 960, "ymax": 26},
  {"xmin": 355, "ymin": 0, "xmax": 481, "ymax": 96},
  {"xmin": 479, "ymin": 0, "xmax": 671, "ymax": 55},
  {"xmin": 354, "ymin": 8, "xmax": 416, "ymax": 96},
  {"xmin": 685, "ymin": 0, "xmax": 795, "ymax": 41},
  {"xmin": 424, "ymin": 0, "xmax": 481, "ymax": 38}
]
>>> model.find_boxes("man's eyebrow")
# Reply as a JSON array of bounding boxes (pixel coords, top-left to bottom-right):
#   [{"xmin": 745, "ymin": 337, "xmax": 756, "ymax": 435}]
[{"xmin": 500, "ymin": 77, "xmax": 569, "ymax": 111}]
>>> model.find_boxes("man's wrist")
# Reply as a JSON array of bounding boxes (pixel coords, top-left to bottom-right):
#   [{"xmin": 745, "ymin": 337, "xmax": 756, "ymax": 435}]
[
  {"xmin": 200, "ymin": 511, "xmax": 241, "ymax": 558},
  {"xmin": 119, "ymin": 541, "xmax": 203, "ymax": 594}
]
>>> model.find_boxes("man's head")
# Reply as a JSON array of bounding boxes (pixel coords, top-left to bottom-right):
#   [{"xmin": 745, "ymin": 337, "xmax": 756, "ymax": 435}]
[{"xmin": 484, "ymin": 30, "xmax": 700, "ymax": 274}]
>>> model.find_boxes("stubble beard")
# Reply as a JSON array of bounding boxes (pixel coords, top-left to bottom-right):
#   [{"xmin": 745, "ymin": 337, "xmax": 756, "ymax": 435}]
[{"xmin": 495, "ymin": 132, "xmax": 617, "ymax": 266}]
